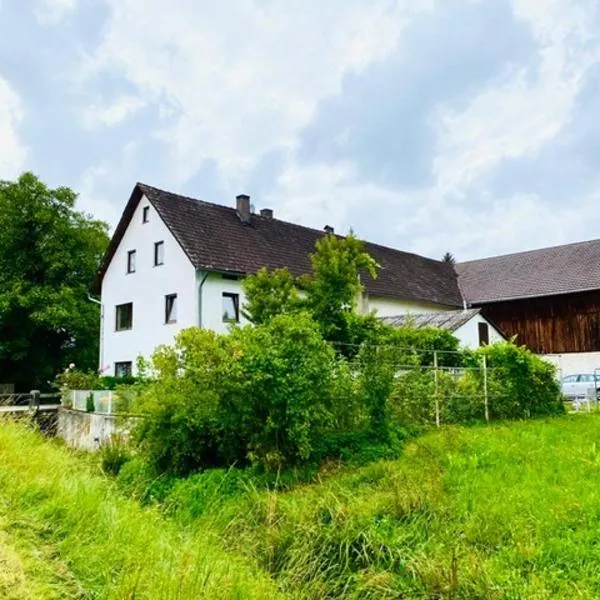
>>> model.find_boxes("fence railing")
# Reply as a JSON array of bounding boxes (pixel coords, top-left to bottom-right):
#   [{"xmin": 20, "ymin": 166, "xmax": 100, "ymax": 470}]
[{"xmin": 69, "ymin": 390, "xmax": 120, "ymax": 414}]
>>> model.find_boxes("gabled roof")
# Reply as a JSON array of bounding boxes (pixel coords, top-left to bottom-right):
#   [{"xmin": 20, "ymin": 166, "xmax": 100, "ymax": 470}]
[
  {"xmin": 380, "ymin": 309, "xmax": 481, "ymax": 332},
  {"xmin": 456, "ymin": 238, "xmax": 600, "ymax": 304},
  {"xmin": 92, "ymin": 183, "xmax": 463, "ymax": 307}
]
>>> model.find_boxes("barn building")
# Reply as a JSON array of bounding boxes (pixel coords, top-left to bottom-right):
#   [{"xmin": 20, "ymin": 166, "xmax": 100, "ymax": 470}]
[{"xmin": 456, "ymin": 239, "xmax": 600, "ymax": 376}]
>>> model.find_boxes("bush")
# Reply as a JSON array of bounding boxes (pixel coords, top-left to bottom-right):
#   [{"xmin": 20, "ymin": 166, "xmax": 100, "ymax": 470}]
[
  {"xmin": 465, "ymin": 342, "xmax": 564, "ymax": 419},
  {"xmin": 132, "ymin": 313, "xmax": 340, "ymax": 473}
]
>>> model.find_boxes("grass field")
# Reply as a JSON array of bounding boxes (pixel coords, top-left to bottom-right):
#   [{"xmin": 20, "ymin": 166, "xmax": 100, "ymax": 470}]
[
  {"xmin": 3, "ymin": 415, "xmax": 600, "ymax": 598},
  {"xmin": 0, "ymin": 420, "xmax": 281, "ymax": 600}
]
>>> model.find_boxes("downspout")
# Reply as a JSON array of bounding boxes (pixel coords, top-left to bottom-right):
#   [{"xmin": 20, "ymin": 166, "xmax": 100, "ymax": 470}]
[
  {"xmin": 87, "ymin": 293, "xmax": 104, "ymax": 372},
  {"xmin": 197, "ymin": 271, "xmax": 209, "ymax": 328}
]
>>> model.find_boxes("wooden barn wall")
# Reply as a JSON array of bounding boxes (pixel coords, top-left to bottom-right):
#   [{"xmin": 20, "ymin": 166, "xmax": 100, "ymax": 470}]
[{"xmin": 478, "ymin": 290, "xmax": 600, "ymax": 354}]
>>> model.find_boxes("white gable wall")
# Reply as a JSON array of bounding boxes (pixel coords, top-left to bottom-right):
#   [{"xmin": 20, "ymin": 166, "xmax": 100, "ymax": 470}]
[
  {"xmin": 101, "ymin": 196, "xmax": 197, "ymax": 375},
  {"xmin": 453, "ymin": 314, "xmax": 505, "ymax": 349}
]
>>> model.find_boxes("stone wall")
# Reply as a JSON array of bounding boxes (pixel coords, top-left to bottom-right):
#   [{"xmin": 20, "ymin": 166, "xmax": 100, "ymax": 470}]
[{"xmin": 57, "ymin": 407, "xmax": 133, "ymax": 451}]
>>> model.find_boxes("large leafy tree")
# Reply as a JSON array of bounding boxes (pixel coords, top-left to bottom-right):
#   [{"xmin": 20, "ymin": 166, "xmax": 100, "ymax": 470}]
[{"xmin": 0, "ymin": 173, "xmax": 109, "ymax": 390}]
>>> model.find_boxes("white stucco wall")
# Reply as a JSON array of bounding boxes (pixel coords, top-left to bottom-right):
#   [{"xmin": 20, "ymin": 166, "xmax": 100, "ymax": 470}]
[
  {"xmin": 368, "ymin": 295, "xmax": 455, "ymax": 317},
  {"xmin": 101, "ymin": 196, "xmax": 197, "ymax": 375},
  {"xmin": 199, "ymin": 272, "xmax": 250, "ymax": 334},
  {"xmin": 541, "ymin": 352, "xmax": 600, "ymax": 379},
  {"xmin": 453, "ymin": 314, "xmax": 505, "ymax": 349}
]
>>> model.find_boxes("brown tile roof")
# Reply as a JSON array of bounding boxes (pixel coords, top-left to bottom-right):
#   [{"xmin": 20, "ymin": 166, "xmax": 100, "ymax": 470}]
[
  {"xmin": 92, "ymin": 183, "xmax": 463, "ymax": 307},
  {"xmin": 456, "ymin": 238, "xmax": 600, "ymax": 304},
  {"xmin": 380, "ymin": 308, "xmax": 481, "ymax": 332}
]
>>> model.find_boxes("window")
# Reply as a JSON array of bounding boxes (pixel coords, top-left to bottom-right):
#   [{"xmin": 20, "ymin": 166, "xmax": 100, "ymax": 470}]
[
  {"xmin": 222, "ymin": 292, "xmax": 239, "ymax": 323},
  {"xmin": 142, "ymin": 206, "xmax": 149, "ymax": 223},
  {"xmin": 165, "ymin": 294, "xmax": 177, "ymax": 324},
  {"xmin": 127, "ymin": 250, "xmax": 136, "ymax": 273},
  {"xmin": 562, "ymin": 375, "xmax": 577, "ymax": 383},
  {"xmin": 154, "ymin": 241, "xmax": 164, "ymax": 266},
  {"xmin": 478, "ymin": 322, "xmax": 489, "ymax": 346},
  {"xmin": 115, "ymin": 303, "xmax": 133, "ymax": 331},
  {"xmin": 115, "ymin": 361, "xmax": 132, "ymax": 378}
]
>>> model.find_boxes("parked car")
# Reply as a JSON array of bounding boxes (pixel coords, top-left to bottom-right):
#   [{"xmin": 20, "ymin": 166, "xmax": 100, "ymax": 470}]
[{"xmin": 561, "ymin": 374, "xmax": 600, "ymax": 401}]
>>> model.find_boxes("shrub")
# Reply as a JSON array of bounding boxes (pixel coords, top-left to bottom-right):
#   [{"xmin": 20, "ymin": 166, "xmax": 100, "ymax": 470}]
[
  {"xmin": 465, "ymin": 342, "xmax": 564, "ymax": 419},
  {"xmin": 222, "ymin": 312, "xmax": 338, "ymax": 469},
  {"xmin": 85, "ymin": 391, "xmax": 95, "ymax": 412},
  {"xmin": 100, "ymin": 435, "xmax": 132, "ymax": 476},
  {"xmin": 132, "ymin": 314, "xmax": 340, "ymax": 473}
]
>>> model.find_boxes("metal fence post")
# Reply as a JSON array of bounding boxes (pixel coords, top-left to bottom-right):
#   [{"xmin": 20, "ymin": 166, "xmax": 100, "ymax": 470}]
[
  {"xmin": 434, "ymin": 351, "xmax": 440, "ymax": 427},
  {"xmin": 29, "ymin": 390, "xmax": 40, "ymax": 414},
  {"xmin": 482, "ymin": 355, "xmax": 489, "ymax": 422}
]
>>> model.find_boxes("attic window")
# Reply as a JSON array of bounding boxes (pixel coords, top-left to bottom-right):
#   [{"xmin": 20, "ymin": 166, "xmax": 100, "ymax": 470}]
[
  {"xmin": 127, "ymin": 250, "xmax": 136, "ymax": 273},
  {"xmin": 154, "ymin": 241, "xmax": 164, "ymax": 266},
  {"xmin": 142, "ymin": 206, "xmax": 149, "ymax": 223}
]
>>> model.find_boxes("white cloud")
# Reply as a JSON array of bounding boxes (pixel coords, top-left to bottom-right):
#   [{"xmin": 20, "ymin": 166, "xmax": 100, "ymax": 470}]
[
  {"xmin": 35, "ymin": 0, "xmax": 77, "ymax": 25},
  {"xmin": 264, "ymin": 158, "xmax": 405, "ymax": 239},
  {"xmin": 80, "ymin": 0, "xmax": 433, "ymax": 184},
  {"xmin": 0, "ymin": 76, "xmax": 27, "ymax": 179},
  {"xmin": 403, "ymin": 188, "xmax": 600, "ymax": 262},
  {"xmin": 82, "ymin": 95, "xmax": 146, "ymax": 128},
  {"xmin": 432, "ymin": 0, "xmax": 600, "ymax": 192}
]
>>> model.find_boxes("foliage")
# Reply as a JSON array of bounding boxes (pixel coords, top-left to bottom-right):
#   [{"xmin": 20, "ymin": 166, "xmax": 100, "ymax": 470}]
[
  {"xmin": 442, "ymin": 251, "xmax": 456, "ymax": 264},
  {"xmin": 85, "ymin": 392, "xmax": 95, "ymax": 413},
  {"xmin": 212, "ymin": 415, "xmax": 600, "ymax": 599},
  {"xmin": 241, "ymin": 267, "xmax": 300, "ymax": 324},
  {"xmin": 132, "ymin": 328, "xmax": 227, "ymax": 476},
  {"xmin": 0, "ymin": 172, "xmax": 109, "ymax": 390},
  {"xmin": 99, "ymin": 435, "xmax": 132, "ymax": 476},
  {"xmin": 224, "ymin": 312, "xmax": 337, "ymax": 468},
  {"xmin": 302, "ymin": 232, "xmax": 379, "ymax": 344},
  {"xmin": 133, "ymin": 314, "xmax": 340, "ymax": 472},
  {"xmin": 465, "ymin": 341, "xmax": 564, "ymax": 419},
  {"xmin": 0, "ymin": 421, "xmax": 281, "ymax": 599}
]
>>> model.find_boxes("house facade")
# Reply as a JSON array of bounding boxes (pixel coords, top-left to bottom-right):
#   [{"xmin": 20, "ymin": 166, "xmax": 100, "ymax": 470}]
[{"xmin": 93, "ymin": 184, "xmax": 467, "ymax": 376}]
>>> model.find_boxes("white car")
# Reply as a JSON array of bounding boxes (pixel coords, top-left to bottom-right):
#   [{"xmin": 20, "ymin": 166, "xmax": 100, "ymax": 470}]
[{"xmin": 561, "ymin": 374, "xmax": 600, "ymax": 402}]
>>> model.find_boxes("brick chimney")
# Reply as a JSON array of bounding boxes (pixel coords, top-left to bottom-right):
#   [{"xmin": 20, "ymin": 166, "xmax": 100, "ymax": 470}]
[
  {"xmin": 260, "ymin": 208, "xmax": 273, "ymax": 219},
  {"xmin": 236, "ymin": 194, "xmax": 251, "ymax": 224}
]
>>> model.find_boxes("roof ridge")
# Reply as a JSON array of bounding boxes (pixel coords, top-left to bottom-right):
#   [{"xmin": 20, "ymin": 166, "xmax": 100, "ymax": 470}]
[
  {"xmin": 137, "ymin": 182, "xmax": 447, "ymax": 265},
  {"xmin": 457, "ymin": 236, "xmax": 600, "ymax": 266}
]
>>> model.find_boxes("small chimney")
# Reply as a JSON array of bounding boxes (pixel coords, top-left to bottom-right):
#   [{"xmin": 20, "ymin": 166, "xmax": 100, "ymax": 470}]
[
  {"xmin": 236, "ymin": 194, "xmax": 251, "ymax": 224},
  {"xmin": 324, "ymin": 225, "xmax": 334, "ymax": 234},
  {"xmin": 260, "ymin": 208, "xmax": 273, "ymax": 219}
]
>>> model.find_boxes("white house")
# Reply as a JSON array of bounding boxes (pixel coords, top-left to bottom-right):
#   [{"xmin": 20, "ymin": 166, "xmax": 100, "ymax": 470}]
[{"xmin": 92, "ymin": 184, "xmax": 497, "ymax": 376}]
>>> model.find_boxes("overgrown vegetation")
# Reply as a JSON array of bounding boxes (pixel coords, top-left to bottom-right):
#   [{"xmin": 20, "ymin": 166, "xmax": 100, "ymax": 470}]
[
  {"xmin": 123, "ymin": 233, "xmax": 563, "ymax": 475},
  {"xmin": 6, "ymin": 415, "xmax": 600, "ymax": 598},
  {"xmin": 0, "ymin": 421, "xmax": 281, "ymax": 599}
]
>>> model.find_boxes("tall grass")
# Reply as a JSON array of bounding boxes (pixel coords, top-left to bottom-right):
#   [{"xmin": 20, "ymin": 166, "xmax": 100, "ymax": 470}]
[
  {"xmin": 0, "ymin": 420, "xmax": 282, "ymax": 599},
  {"xmin": 206, "ymin": 415, "xmax": 600, "ymax": 598}
]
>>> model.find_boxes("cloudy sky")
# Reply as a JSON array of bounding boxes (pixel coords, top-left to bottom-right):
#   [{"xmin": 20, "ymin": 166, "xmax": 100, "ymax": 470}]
[{"xmin": 1, "ymin": 0, "xmax": 600, "ymax": 261}]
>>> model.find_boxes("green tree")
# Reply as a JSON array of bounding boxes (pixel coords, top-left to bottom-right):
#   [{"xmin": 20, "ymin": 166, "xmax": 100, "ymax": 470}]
[
  {"xmin": 442, "ymin": 251, "xmax": 456, "ymax": 264},
  {"xmin": 0, "ymin": 173, "xmax": 109, "ymax": 390},
  {"xmin": 242, "ymin": 267, "xmax": 300, "ymax": 324},
  {"xmin": 302, "ymin": 232, "xmax": 378, "ymax": 345}
]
